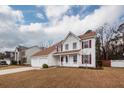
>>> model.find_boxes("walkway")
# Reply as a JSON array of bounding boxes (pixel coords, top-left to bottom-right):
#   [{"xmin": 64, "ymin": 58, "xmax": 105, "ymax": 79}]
[{"xmin": 0, "ymin": 67, "xmax": 40, "ymax": 75}]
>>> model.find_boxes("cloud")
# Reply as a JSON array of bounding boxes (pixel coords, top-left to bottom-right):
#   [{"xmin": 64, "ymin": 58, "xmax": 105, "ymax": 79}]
[
  {"xmin": 36, "ymin": 13, "xmax": 45, "ymax": 20},
  {"xmin": 0, "ymin": 5, "xmax": 124, "ymax": 51},
  {"xmin": 16, "ymin": 6, "xmax": 124, "ymax": 46},
  {"xmin": 44, "ymin": 6, "xmax": 70, "ymax": 20},
  {"xmin": 0, "ymin": 6, "xmax": 24, "ymax": 49},
  {"xmin": 20, "ymin": 23, "xmax": 44, "ymax": 32},
  {"xmin": 44, "ymin": 5, "xmax": 124, "ymax": 37},
  {"xmin": 0, "ymin": 6, "xmax": 24, "ymax": 24}
]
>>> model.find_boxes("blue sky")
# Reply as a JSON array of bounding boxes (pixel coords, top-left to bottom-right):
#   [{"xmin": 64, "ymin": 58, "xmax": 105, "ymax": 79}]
[
  {"xmin": 10, "ymin": 5, "xmax": 48, "ymax": 24},
  {"xmin": 0, "ymin": 5, "xmax": 124, "ymax": 51},
  {"xmin": 10, "ymin": 5, "xmax": 100, "ymax": 24}
]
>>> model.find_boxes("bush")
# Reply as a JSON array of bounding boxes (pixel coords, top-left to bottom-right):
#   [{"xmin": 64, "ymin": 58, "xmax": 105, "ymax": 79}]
[
  {"xmin": 42, "ymin": 64, "xmax": 48, "ymax": 68},
  {"xmin": 96, "ymin": 60, "xmax": 102, "ymax": 68},
  {"xmin": 11, "ymin": 60, "xmax": 17, "ymax": 65}
]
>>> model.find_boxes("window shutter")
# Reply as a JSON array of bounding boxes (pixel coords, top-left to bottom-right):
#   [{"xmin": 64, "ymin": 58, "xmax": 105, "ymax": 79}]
[
  {"xmin": 61, "ymin": 45, "xmax": 63, "ymax": 51},
  {"xmin": 82, "ymin": 42, "xmax": 83, "ymax": 49},
  {"xmin": 89, "ymin": 54, "xmax": 91, "ymax": 64},
  {"xmin": 56, "ymin": 46, "xmax": 58, "ymax": 52},
  {"xmin": 89, "ymin": 40, "xmax": 91, "ymax": 48}
]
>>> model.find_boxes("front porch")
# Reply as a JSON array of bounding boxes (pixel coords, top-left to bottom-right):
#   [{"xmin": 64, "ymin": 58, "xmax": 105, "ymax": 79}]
[{"xmin": 53, "ymin": 50, "xmax": 81, "ymax": 67}]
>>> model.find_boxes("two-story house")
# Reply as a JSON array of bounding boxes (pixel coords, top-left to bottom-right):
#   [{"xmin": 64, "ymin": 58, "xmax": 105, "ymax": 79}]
[
  {"xmin": 31, "ymin": 31, "xmax": 96, "ymax": 68},
  {"xmin": 15, "ymin": 46, "xmax": 42, "ymax": 65}
]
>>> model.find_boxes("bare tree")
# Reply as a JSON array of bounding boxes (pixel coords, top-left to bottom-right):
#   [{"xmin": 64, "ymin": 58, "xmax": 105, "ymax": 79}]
[{"xmin": 96, "ymin": 23, "xmax": 118, "ymax": 60}]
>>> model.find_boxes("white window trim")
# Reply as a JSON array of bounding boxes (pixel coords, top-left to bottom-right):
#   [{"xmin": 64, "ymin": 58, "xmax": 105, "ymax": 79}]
[
  {"xmin": 73, "ymin": 42, "xmax": 77, "ymax": 49},
  {"xmin": 65, "ymin": 44, "xmax": 69, "ymax": 50}
]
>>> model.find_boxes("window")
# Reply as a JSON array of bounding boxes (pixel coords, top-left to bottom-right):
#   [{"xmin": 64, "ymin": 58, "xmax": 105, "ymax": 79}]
[
  {"xmin": 82, "ymin": 40, "xmax": 92, "ymax": 49},
  {"xmin": 82, "ymin": 55, "xmax": 91, "ymax": 64},
  {"xmin": 65, "ymin": 44, "xmax": 69, "ymax": 50},
  {"xmin": 73, "ymin": 55, "xmax": 77, "ymax": 63},
  {"xmin": 73, "ymin": 42, "xmax": 77, "ymax": 49},
  {"xmin": 65, "ymin": 56, "xmax": 68, "ymax": 63},
  {"xmin": 61, "ymin": 45, "xmax": 63, "ymax": 51},
  {"xmin": 83, "ymin": 41, "xmax": 89, "ymax": 48}
]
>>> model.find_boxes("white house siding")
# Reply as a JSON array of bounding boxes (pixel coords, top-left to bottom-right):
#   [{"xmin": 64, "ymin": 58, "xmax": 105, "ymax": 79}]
[
  {"xmin": 47, "ymin": 52, "xmax": 59, "ymax": 66},
  {"xmin": 60, "ymin": 54, "xmax": 80, "ymax": 67},
  {"xmin": 15, "ymin": 49, "xmax": 20, "ymax": 62},
  {"xmin": 63, "ymin": 34, "xmax": 81, "ymax": 51},
  {"xmin": 31, "ymin": 52, "xmax": 58, "ymax": 68},
  {"xmin": 111, "ymin": 60, "xmax": 124, "ymax": 67},
  {"xmin": 5, "ymin": 59, "xmax": 11, "ymax": 65},
  {"xmin": 25, "ymin": 47, "xmax": 41, "ymax": 65},
  {"xmin": 31, "ymin": 56, "xmax": 48, "ymax": 67},
  {"xmin": 80, "ymin": 38, "xmax": 96, "ymax": 67}
]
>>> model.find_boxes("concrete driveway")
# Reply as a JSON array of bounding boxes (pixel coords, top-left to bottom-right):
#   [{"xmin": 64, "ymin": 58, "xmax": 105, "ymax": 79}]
[{"xmin": 0, "ymin": 67, "xmax": 40, "ymax": 75}]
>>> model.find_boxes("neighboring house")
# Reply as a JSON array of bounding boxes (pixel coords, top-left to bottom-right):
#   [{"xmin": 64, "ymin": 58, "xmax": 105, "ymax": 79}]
[
  {"xmin": 31, "ymin": 31, "xmax": 96, "ymax": 68},
  {"xmin": 15, "ymin": 46, "xmax": 28, "ymax": 64},
  {"xmin": 15, "ymin": 46, "xmax": 42, "ymax": 65},
  {"xmin": 24, "ymin": 46, "xmax": 42, "ymax": 65},
  {"xmin": 4, "ymin": 51, "xmax": 15, "ymax": 61}
]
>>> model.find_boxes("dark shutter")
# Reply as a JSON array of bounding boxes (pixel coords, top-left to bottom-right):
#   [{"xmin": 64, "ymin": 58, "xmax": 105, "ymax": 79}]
[
  {"xmin": 82, "ymin": 42, "xmax": 83, "ymax": 49},
  {"xmin": 89, "ymin": 54, "xmax": 91, "ymax": 64},
  {"xmin": 89, "ymin": 40, "xmax": 91, "ymax": 48},
  {"xmin": 56, "ymin": 46, "xmax": 58, "ymax": 52},
  {"xmin": 61, "ymin": 45, "xmax": 63, "ymax": 51}
]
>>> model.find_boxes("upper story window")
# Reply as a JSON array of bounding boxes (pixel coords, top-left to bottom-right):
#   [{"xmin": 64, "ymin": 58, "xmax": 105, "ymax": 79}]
[
  {"xmin": 65, "ymin": 44, "xmax": 69, "ymax": 50},
  {"xmin": 83, "ymin": 41, "xmax": 89, "ymax": 48},
  {"xmin": 61, "ymin": 45, "xmax": 63, "ymax": 51},
  {"xmin": 73, "ymin": 42, "xmax": 77, "ymax": 49},
  {"xmin": 82, "ymin": 40, "xmax": 91, "ymax": 49}
]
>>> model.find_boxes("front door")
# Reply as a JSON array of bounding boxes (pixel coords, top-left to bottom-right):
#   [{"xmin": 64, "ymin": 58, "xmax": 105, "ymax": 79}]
[{"xmin": 61, "ymin": 56, "xmax": 63, "ymax": 66}]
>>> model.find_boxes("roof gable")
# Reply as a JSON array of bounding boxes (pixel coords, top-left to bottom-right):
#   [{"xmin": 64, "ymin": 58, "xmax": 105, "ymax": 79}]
[
  {"xmin": 78, "ymin": 31, "xmax": 96, "ymax": 40},
  {"xmin": 62, "ymin": 32, "xmax": 80, "ymax": 43}
]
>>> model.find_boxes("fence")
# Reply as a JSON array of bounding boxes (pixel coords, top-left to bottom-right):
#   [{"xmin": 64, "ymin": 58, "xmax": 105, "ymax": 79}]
[
  {"xmin": 111, "ymin": 60, "xmax": 124, "ymax": 67},
  {"xmin": 102, "ymin": 60, "xmax": 111, "ymax": 67}
]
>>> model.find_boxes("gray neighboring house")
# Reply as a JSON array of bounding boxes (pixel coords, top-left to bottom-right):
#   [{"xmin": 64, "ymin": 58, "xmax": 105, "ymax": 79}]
[{"xmin": 15, "ymin": 46, "xmax": 43, "ymax": 65}]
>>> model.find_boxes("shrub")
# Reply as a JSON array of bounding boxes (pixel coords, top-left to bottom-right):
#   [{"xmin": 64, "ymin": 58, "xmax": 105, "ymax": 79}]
[
  {"xmin": 96, "ymin": 60, "xmax": 102, "ymax": 68},
  {"xmin": 42, "ymin": 64, "xmax": 48, "ymax": 68},
  {"xmin": 11, "ymin": 60, "xmax": 17, "ymax": 65}
]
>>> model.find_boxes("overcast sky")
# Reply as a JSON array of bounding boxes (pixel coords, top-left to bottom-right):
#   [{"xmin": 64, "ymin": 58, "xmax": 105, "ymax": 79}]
[{"xmin": 0, "ymin": 5, "xmax": 124, "ymax": 51}]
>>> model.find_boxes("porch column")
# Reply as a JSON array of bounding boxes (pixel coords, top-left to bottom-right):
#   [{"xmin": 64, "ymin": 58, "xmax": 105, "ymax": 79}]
[{"xmin": 68, "ymin": 55, "xmax": 69, "ymax": 63}]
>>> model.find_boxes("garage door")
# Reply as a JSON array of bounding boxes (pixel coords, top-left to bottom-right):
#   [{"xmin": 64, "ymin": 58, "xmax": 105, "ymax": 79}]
[{"xmin": 31, "ymin": 57, "xmax": 48, "ymax": 67}]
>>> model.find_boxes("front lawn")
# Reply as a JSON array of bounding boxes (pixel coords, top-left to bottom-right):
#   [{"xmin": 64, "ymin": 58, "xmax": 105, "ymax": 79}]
[{"xmin": 0, "ymin": 67, "xmax": 124, "ymax": 88}]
